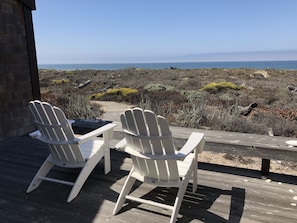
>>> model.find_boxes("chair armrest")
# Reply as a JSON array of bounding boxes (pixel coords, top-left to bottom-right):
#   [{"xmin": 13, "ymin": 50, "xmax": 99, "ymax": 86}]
[
  {"xmin": 29, "ymin": 130, "xmax": 41, "ymax": 138},
  {"xmin": 123, "ymin": 146, "xmax": 183, "ymax": 160},
  {"xmin": 115, "ymin": 138, "xmax": 127, "ymax": 150},
  {"xmin": 115, "ymin": 138, "xmax": 179, "ymax": 160},
  {"xmin": 74, "ymin": 123, "xmax": 117, "ymax": 144},
  {"xmin": 67, "ymin": 119, "xmax": 75, "ymax": 124},
  {"xmin": 176, "ymin": 132, "xmax": 205, "ymax": 159},
  {"xmin": 117, "ymin": 132, "xmax": 205, "ymax": 160}
]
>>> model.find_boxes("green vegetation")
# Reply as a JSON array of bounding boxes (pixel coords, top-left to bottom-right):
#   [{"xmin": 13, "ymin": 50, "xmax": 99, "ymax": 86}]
[
  {"xmin": 90, "ymin": 88, "xmax": 138, "ymax": 100},
  {"xmin": 89, "ymin": 92, "xmax": 104, "ymax": 100},
  {"xmin": 200, "ymin": 81, "xmax": 242, "ymax": 93},
  {"xmin": 107, "ymin": 88, "xmax": 138, "ymax": 96}
]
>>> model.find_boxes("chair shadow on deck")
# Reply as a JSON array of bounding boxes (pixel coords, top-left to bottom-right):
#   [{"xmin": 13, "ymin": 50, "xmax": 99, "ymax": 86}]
[{"xmin": 116, "ymin": 181, "xmax": 245, "ymax": 223}]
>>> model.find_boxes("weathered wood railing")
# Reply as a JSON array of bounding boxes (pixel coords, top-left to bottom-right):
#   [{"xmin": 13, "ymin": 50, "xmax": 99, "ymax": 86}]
[{"xmin": 112, "ymin": 124, "xmax": 297, "ymax": 175}]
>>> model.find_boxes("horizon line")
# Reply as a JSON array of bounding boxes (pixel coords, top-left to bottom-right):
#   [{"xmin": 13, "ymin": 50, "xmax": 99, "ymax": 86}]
[{"xmin": 38, "ymin": 59, "xmax": 297, "ymax": 65}]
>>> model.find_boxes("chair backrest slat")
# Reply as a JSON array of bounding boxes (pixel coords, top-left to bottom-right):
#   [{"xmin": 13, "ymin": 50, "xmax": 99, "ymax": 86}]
[
  {"xmin": 29, "ymin": 101, "xmax": 85, "ymax": 163},
  {"xmin": 157, "ymin": 116, "xmax": 179, "ymax": 180},
  {"xmin": 144, "ymin": 111, "xmax": 163, "ymax": 154},
  {"xmin": 133, "ymin": 109, "xmax": 152, "ymax": 154},
  {"xmin": 143, "ymin": 111, "xmax": 169, "ymax": 180},
  {"xmin": 121, "ymin": 108, "xmax": 179, "ymax": 182},
  {"xmin": 121, "ymin": 111, "xmax": 146, "ymax": 176}
]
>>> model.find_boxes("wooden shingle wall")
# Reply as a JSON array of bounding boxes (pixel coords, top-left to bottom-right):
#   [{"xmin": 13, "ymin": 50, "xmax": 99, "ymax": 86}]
[{"xmin": 0, "ymin": 0, "xmax": 39, "ymax": 141}]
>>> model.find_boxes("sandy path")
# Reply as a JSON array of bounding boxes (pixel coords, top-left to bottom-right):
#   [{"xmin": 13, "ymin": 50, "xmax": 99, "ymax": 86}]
[{"xmin": 91, "ymin": 100, "xmax": 133, "ymax": 122}]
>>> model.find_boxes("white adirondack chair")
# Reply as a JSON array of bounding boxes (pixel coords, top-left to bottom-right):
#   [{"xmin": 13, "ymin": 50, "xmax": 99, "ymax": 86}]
[
  {"xmin": 26, "ymin": 100, "xmax": 117, "ymax": 202},
  {"xmin": 113, "ymin": 108, "xmax": 205, "ymax": 223}
]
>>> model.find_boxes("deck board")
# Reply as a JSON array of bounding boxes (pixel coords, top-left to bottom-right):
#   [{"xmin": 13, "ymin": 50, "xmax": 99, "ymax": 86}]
[{"xmin": 0, "ymin": 135, "xmax": 297, "ymax": 223}]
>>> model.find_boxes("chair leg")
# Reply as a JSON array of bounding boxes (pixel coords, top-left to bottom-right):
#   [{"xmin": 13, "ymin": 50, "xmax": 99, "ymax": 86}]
[
  {"xmin": 26, "ymin": 155, "xmax": 54, "ymax": 193},
  {"xmin": 103, "ymin": 129, "xmax": 113, "ymax": 174},
  {"xmin": 113, "ymin": 170, "xmax": 136, "ymax": 215},
  {"xmin": 67, "ymin": 153, "xmax": 104, "ymax": 202},
  {"xmin": 170, "ymin": 171, "xmax": 192, "ymax": 223},
  {"xmin": 192, "ymin": 158, "xmax": 198, "ymax": 193},
  {"xmin": 104, "ymin": 146, "xmax": 111, "ymax": 174}
]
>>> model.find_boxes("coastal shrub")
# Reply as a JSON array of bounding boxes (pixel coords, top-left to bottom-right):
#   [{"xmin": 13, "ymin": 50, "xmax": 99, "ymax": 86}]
[
  {"xmin": 136, "ymin": 90, "xmax": 187, "ymax": 122},
  {"xmin": 51, "ymin": 79, "xmax": 70, "ymax": 84},
  {"xmin": 174, "ymin": 102, "xmax": 268, "ymax": 134},
  {"xmin": 273, "ymin": 88, "xmax": 297, "ymax": 108},
  {"xmin": 251, "ymin": 110, "xmax": 297, "ymax": 137},
  {"xmin": 174, "ymin": 103, "xmax": 208, "ymax": 128},
  {"xmin": 218, "ymin": 93, "xmax": 237, "ymax": 105},
  {"xmin": 179, "ymin": 77, "xmax": 202, "ymax": 90},
  {"xmin": 139, "ymin": 90, "xmax": 185, "ymax": 107},
  {"xmin": 181, "ymin": 90, "xmax": 205, "ymax": 103},
  {"xmin": 215, "ymin": 113, "xmax": 267, "ymax": 134},
  {"xmin": 144, "ymin": 83, "xmax": 174, "ymax": 91},
  {"xmin": 200, "ymin": 81, "xmax": 241, "ymax": 93},
  {"xmin": 64, "ymin": 95, "xmax": 103, "ymax": 119},
  {"xmin": 90, "ymin": 88, "xmax": 138, "ymax": 101},
  {"xmin": 41, "ymin": 91, "xmax": 69, "ymax": 109},
  {"xmin": 41, "ymin": 91, "xmax": 103, "ymax": 119}
]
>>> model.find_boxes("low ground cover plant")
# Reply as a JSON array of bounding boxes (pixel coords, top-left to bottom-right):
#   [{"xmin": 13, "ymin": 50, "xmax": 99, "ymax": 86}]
[
  {"xmin": 90, "ymin": 88, "xmax": 138, "ymax": 101},
  {"xmin": 199, "ymin": 81, "xmax": 242, "ymax": 93}
]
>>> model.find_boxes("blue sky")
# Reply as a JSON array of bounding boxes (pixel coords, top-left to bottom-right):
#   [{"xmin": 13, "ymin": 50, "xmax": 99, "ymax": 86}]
[{"xmin": 33, "ymin": 0, "xmax": 297, "ymax": 64}]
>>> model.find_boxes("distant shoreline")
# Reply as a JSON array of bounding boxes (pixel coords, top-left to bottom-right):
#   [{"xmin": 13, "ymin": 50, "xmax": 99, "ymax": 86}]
[{"xmin": 38, "ymin": 60, "xmax": 297, "ymax": 71}]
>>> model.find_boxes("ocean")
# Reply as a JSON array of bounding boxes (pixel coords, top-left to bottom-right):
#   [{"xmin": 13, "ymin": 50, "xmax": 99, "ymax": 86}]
[{"xmin": 38, "ymin": 60, "xmax": 297, "ymax": 70}]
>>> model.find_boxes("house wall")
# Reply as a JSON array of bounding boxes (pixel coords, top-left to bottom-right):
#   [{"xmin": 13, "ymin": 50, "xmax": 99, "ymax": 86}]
[{"xmin": 0, "ymin": 0, "xmax": 40, "ymax": 141}]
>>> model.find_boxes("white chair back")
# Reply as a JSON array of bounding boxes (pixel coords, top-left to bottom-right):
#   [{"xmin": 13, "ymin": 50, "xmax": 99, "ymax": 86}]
[
  {"xmin": 28, "ymin": 100, "xmax": 84, "ymax": 163},
  {"xmin": 121, "ymin": 108, "xmax": 179, "ymax": 182}
]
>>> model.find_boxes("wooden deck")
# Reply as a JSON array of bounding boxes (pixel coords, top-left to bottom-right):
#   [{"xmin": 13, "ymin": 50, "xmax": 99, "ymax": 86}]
[{"xmin": 1, "ymin": 135, "xmax": 297, "ymax": 223}]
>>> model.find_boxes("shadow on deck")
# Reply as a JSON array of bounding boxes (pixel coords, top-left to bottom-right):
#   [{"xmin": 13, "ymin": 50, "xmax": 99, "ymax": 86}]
[{"xmin": 0, "ymin": 135, "xmax": 296, "ymax": 223}]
